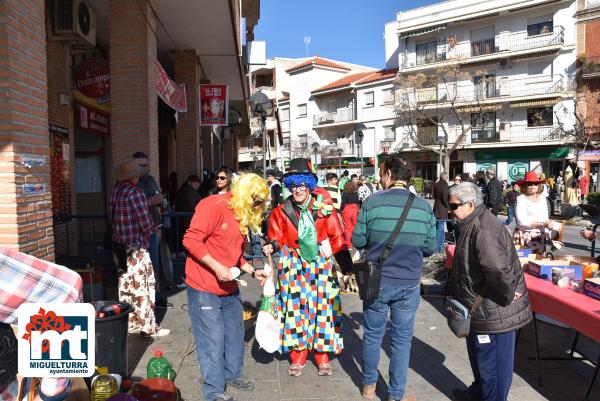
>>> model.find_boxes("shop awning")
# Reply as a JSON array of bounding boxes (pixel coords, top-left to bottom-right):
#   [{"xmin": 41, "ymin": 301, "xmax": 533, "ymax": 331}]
[
  {"xmin": 456, "ymin": 104, "xmax": 501, "ymax": 113},
  {"xmin": 509, "ymin": 98, "xmax": 559, "ymax": 108},
  {"xmin": 399, "ymin": 24, "xmax": 447, "ymax": 39},
  {"xmin": 474, "ymin": 147, "xmax": 570, "ymax": 160}
]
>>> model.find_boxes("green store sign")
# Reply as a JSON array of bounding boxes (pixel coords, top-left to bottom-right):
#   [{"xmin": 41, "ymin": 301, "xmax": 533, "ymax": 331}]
[
  {"xmin": 476, "ymin": 162, "xmax": 496, "ymax": 173},
  {"xmin": 508, "ymin": 161, "xmax": 529, "ymax": 183}
]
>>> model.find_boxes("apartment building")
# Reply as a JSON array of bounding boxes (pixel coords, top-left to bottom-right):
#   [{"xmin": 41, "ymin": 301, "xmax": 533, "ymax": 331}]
[
  {"xmin": 385, "ymin": 0, "xmax": 578, "ymax": 182},
  {"xmin": 243, "ymin": 57, "xmax": 376, "ymax": 172}
]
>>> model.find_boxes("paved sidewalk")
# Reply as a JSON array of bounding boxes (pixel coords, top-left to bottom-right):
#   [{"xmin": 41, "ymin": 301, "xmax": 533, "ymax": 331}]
[{"xmin": 126, "ymin": 273, "xmax": 600, "ymax": 401}]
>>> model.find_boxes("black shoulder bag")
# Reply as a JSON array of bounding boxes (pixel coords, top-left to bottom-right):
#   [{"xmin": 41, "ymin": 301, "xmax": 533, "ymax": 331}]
[{"xmin": 352, "ymin": 193, "xmax": 415, "ymax": 301}]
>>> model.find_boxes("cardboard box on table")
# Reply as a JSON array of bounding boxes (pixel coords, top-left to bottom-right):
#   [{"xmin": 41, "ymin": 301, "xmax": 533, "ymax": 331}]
[
  {"xmin": 583, "ymin": 278, "xmax": 600, "ymax": 301},
  {"xmin": 526, "ymin": 255, "xmax": 587, "ymax": 281}
]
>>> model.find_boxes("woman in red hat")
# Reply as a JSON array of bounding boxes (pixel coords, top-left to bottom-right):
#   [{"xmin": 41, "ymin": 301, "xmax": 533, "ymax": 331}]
[{"xmin": 514, "ymin": 171, "xmax": 561, "ymax": 254}]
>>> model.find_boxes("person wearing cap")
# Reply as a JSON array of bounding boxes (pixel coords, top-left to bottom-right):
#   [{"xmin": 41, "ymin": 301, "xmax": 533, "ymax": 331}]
[
  {"xmin": 485, "ymin": 167, "xmax": 502, "ymax": 216},
  {"xmin": 109, "ymin": 158, "xmax": 169, "ymax": 337},
  {"xmin": 514, "ymin": 171, "xmax": 561, "ymax": 254},
  {"xmin": 262, "ymin": 159, "xmax": 353, "ymax": 378}
]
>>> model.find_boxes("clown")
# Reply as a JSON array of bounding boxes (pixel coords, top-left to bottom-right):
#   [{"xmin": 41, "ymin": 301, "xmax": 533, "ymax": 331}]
[{"xmin": 263, "ymin": 159, "xmax": 353, "ymax": 377}]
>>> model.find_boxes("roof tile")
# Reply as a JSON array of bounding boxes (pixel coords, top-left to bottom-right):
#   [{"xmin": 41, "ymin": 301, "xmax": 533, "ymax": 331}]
[
  {"xmin": 285, "ymin": 57, "xmax": 352, "ymax": 73},
  {"xmin": 312, "ymin": 72, "xmax": 375, "ymax": 94},
  {"xmin": 356, "ymin": 69, "xmax": 398, "ymax": 85}
]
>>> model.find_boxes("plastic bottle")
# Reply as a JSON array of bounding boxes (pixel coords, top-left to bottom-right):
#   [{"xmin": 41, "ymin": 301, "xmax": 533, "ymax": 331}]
[
  {"xmin": 147, "ymin": 351, "xmax": 176, "ymax": 381},
  {"xmin": 96, "ymin": 303, "xmax": 129, "ymax": 319},
  {"xmin": 91, "ymin": 367, "xmax": 118, "ymax": 401}
]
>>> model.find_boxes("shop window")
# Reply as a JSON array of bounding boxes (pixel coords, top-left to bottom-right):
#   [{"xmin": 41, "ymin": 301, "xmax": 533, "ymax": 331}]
[{"xmin": 527, "ymin": 107, "xmax": 553, "ymax": 127}]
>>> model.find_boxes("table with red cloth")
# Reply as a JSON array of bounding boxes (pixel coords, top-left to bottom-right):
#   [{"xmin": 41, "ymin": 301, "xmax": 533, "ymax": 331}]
[{"xmin": 444, "ymin": 245, "xmax": 600, "ymax": 400}]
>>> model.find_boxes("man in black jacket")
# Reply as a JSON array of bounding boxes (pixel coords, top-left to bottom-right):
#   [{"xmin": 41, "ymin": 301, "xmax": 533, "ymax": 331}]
[
  {"xmin": 448, "ymin": 182, "xmax": 532, "ymax": 401},
  {"xmin": 485, "ymin": 167, "xmax": 503, "ymax": 216},
  {"xmin": 432, "ymin": 172, "xmax": 449, "ymax": 252}
]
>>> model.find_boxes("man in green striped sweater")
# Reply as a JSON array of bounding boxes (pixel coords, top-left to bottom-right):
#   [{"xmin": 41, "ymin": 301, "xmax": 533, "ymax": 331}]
[{"xmin": 352, "ymin": 155, "xmax": 436, "ymax": 401}]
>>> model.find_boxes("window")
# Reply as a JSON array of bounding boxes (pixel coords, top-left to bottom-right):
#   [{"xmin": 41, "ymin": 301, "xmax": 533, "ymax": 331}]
[
  {"xmin": 471, "ymin": 112, "xmax": 498, "ymax": 142},
  {"xmin": 297, "ymin": 104, "xmax": 307, "ymax": 118},
  {"xmin": 527, "ymin": 107, "xmax": 553, "ymax": 127},
  {"xmin": 527, "ymin": 15, "xmax": 553, "ymax": 36},
  {"xmin": 473, "ymin": 74, "xmax": 497, "ymax": 98},
  {"xmin": 528, "ymin": 62, "xmax": 551, "ymax": 76},
  {"xmin": 297, "ymin": 134, "xmax": 307, "ymax": 147},
  {"xmin": 383, "ymin": 126, "xmax": 396, "ymax": 141},
  {"xmin": 416, "ymin": 41, "xmax": 439, "ymax": 65},
  {"xmin": 364, "ymin": 91, "xmax": 374, "ymax": 107},
  {"xmin": 382, "ymin": 89, "xmax": 395, "ymax": 104},
  {"xmin": 280, "ymin": 107, "xmax": 289, "ymax": 121}
]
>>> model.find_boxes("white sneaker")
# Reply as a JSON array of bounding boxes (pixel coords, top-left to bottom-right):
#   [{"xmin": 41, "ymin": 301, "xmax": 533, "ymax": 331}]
[{"xmin": 141, "ymin": 328, "xmax": 170, "ymax": 337}]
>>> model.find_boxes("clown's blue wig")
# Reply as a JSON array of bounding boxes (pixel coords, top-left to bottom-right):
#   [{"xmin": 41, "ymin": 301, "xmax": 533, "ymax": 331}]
[{"xmin": 283, "ymin": 173, "xmax": 317, "ymax": 192}]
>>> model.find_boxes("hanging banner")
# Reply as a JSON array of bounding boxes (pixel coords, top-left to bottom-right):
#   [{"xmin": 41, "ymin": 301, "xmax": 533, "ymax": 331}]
[
  {"xmin": 508, "ymin": 161, "xmax": 529, "ymax": 183},
  {"xmin": 77, "ymin": 104, "xmax": 109, "ymax": 136},
  {"xmin": 156, "ymin": 61, "xmax": 187, "ymax": 112},
  {"xmin": 200, "ymin": 84, "xmax": 228, "ymax": 126}
]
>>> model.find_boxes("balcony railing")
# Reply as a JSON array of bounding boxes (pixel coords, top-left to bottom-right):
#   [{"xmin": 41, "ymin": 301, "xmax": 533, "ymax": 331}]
[
  {"xmin": 508, "ymin": 125, "xmax": 565, "ymax": 142},
  {"xmin": 471, "ymin": 128, "xmax": 499, "ymax": 143},
  {"xmin": 416, "ymin": 127, "xmax": 439, "ymax": 145},
  {"xmin": 313, "ymin": 107, "xmax": 355, "ymax": 126},
  {"xmin": 582, "ymin": 56, "xmax": 600, "ymax": 78},
  {"xmin": 402, "ymin": 74, "xmax": 567, "ymax": 107},
  {"xmin": 403, "ymin": 26, "xmax": 565, "ymax": 68}
]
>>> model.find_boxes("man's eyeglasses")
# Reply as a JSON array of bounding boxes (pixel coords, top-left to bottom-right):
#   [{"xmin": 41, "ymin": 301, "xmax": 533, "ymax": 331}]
[
  {"xmin": 448, "ymin": 201, "xmax": 469, "ymax": 210},
  {"xmin": 216, "ymin": 176, "xmax": 228, "ymax": 181},
  {"xmin": 291, "ymin": 184, "xmax": 308, "ymax": 192}
]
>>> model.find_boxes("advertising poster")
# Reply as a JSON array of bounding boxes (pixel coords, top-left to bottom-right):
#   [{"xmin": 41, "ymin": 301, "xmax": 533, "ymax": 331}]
[
  {"xmin": 476, "ymin": 161, "xmax": 497, "ymax": 173},
  {"xmin": 200, "ymin": 84, "xmax": 228, "ymax": 126},
  {"xmin": 508, "ymin": 161, "xmax": 529, "ymax": 183}
]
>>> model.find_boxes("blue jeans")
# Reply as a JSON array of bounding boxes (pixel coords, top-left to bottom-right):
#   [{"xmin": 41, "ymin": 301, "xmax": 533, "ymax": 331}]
[
  {"xmin": 465, "ymin": 330, "xmax": 516, "ymax": 401},
  {"xmin": 435, "ymin": 220, "xmax": 445, "ymax": 252},
  {"xmin": 504, "ymin": 206, "xmax": 515, "ymax": 226},
  {"xmin": 187, "ymin": 287, "xmax": 245, "ymax": 401},
  {"xmin": 361, "ymin": 284, "xmax": 420, "ymax": 400}
]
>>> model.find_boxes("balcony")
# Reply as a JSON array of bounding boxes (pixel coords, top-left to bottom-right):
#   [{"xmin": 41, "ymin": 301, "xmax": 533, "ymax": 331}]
[
  {"xmin": 416, "ymin": 127, "xmax": 439, "ymax": 145},
  {"xmin": 401, "ymin": 74, "xmax": 568, "ymax": 109},
  {"xmin": 313, "ymin": 107, "xmax": 355, "ymax": 127},
  {"xmin": 581, "ymin": 56, "xmax": 600, "ymax": 78},
  {"xmin": 508, "ymin": 124, "xmax": 565, "ymax": 142},
  {"xmin": 403, "ymin": 26, "xmax": 565, "ymax": 70},
  {"xmin": 471, "ymin": 127, "xmax": 499, "ymax": 143}
]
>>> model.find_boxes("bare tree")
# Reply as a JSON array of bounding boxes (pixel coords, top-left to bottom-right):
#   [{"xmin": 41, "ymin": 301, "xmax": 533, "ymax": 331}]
[{"xmin": 393, "ymin": 64, "xmax": 495, "ymax": 173}]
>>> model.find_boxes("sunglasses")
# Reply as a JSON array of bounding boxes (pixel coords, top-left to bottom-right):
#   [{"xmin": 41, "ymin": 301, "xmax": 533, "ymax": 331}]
[
  {"xmin": 526, "ymin": 183, "xmax": 539, "ymax": 186},
  {"xmin": 448, "ymin": 201, "xmax": 469, "ymax": 210},
  {"xmin": 216, "ymin": 176, "xmax": 228, "ymax": 181},
  {"xmin": 252, "ymin": 197, "xmax": 265, "ymax": 207}
]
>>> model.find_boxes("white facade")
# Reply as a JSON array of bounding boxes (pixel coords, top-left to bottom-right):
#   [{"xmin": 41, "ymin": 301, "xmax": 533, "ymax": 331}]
[{"xmin": 385, "ymin": 0, "xmax": 578, "ymax": 182}]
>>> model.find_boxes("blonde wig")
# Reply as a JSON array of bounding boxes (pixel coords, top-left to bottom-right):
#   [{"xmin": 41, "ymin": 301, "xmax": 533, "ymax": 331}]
[{"xmin": 229, "ymin": 173, "xmax": 269, "ymax": 236}]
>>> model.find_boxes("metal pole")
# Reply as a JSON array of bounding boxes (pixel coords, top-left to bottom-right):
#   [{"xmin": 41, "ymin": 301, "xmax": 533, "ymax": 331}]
[
  {"xmin": 439, "ymin": 144, "xmax": 443, "ymax": 175},
  {"xmin": 262, "ymin": 116, "xmax": 267, "ymax": 178}
]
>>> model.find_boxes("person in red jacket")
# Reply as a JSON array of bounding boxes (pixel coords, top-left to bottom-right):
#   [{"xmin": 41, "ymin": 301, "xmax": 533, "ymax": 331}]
[
  {"xmin": 183, "ymin": 173, "xmax": 269, "ymax": 401},
  {"xmin": 263, "ymin": 159, "xmax": 353, "ymax": 378}
]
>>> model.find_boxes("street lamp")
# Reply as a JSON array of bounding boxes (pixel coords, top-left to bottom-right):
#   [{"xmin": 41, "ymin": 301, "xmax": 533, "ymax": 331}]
[
  {"xmin": 356, "ymin": 130, "xmax": 364, "ymax": 175},
  {"xmin": 311, "ymin": 141, "xmax": 320, "ymax": 169},
  {"xmin": 436, "ymin": 133, "xmax": 446, "ymax": 177},
  {"xmin": 248, "ymin": 91, "xmax": 273, "ymax": 178},
  {"xmin": 336, "ymin": 148, "xmax": 343, "ymax": 177}
]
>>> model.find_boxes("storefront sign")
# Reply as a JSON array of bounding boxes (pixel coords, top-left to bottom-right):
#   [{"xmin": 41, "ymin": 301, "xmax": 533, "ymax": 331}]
[
  {"xmin": 200, "ymin": 84, "xmax": 228, "ymax": 126},
  {"xmin": 474, "ymin": 147, "xmax": 569, "ymax": 161},
  {"xmin": 578, "ymin": 150, "xmax": 600, "ymax": 162},
  {"xmin": 508, "ymin": 161, "xmax": 529, "ymax": 182},
  {"xmin": 476, "ymin": 162, "xmax": 497, "ymax": 173},
  {"xmin": 73, "ymin": 58, "xmax": 110, "ymax": 99},
  {"xmin": 77, "ymin": 104, "xmax": 109, "ymax": 136},
  {"xmin": 156, "ymin": 61, "xmax": 187, "ymax": 112}
]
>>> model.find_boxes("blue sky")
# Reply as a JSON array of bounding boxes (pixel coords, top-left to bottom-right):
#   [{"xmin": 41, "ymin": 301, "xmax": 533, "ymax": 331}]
[{"xmin": 254, "ymin": 0, "xmax": 440, "ymax": 69}]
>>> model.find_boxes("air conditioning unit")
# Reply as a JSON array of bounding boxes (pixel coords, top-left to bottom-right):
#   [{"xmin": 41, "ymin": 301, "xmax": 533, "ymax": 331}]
[
  {"xmin": 500, "ymin": 58, "xmax": 512, "ymax": 69},
  {"xmin": 53, "ymin": 0, "xmax": 96, "ymax": 47}
]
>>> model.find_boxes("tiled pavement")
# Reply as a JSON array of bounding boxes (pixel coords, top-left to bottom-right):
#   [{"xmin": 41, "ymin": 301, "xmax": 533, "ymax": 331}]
[{"xmin": 126, "ymin": 266, "xmax": 600, "ymax": 401}]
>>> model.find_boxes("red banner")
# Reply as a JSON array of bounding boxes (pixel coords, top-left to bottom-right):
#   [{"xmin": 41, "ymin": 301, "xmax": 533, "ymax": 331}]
[
  {"xmin": 200, "ymin": 84, "xmax": 229, "ymax": 126},
  {"xmin": 156, "ymin": 61, "xmax": 187, "ymax": 112},
  {"xmin": 77, "ymin": 104, "xmax": 109, "ymax": 136}
]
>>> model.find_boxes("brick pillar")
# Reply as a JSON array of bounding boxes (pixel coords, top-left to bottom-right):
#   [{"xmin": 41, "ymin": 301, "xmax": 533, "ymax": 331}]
[
  {"xmin": 109, "ymin": 0, "xmax": 158, "ymax": 174},
  {"xmin": 173, "ymin": 50, "xmax": 201, "ymax": 179},
  {"xmin": 0, "ymin": 0, "xmax": 54, "ymax": 260}
]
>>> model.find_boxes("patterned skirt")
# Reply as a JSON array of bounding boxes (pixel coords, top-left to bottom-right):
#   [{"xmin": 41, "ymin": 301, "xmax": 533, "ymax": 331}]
[{"xmin": 276, "ymin": 246, "xmax": 343, "ymax": 354}]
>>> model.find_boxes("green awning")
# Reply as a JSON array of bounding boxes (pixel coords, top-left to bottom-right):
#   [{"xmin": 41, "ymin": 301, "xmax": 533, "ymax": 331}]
[
  {"xmin": 474, "ymin": 147, "xmax": 570, "ymax": 161},
  {"xmin": 399, "ymin": 24, "xmax": 447, "ymax": 39}
]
